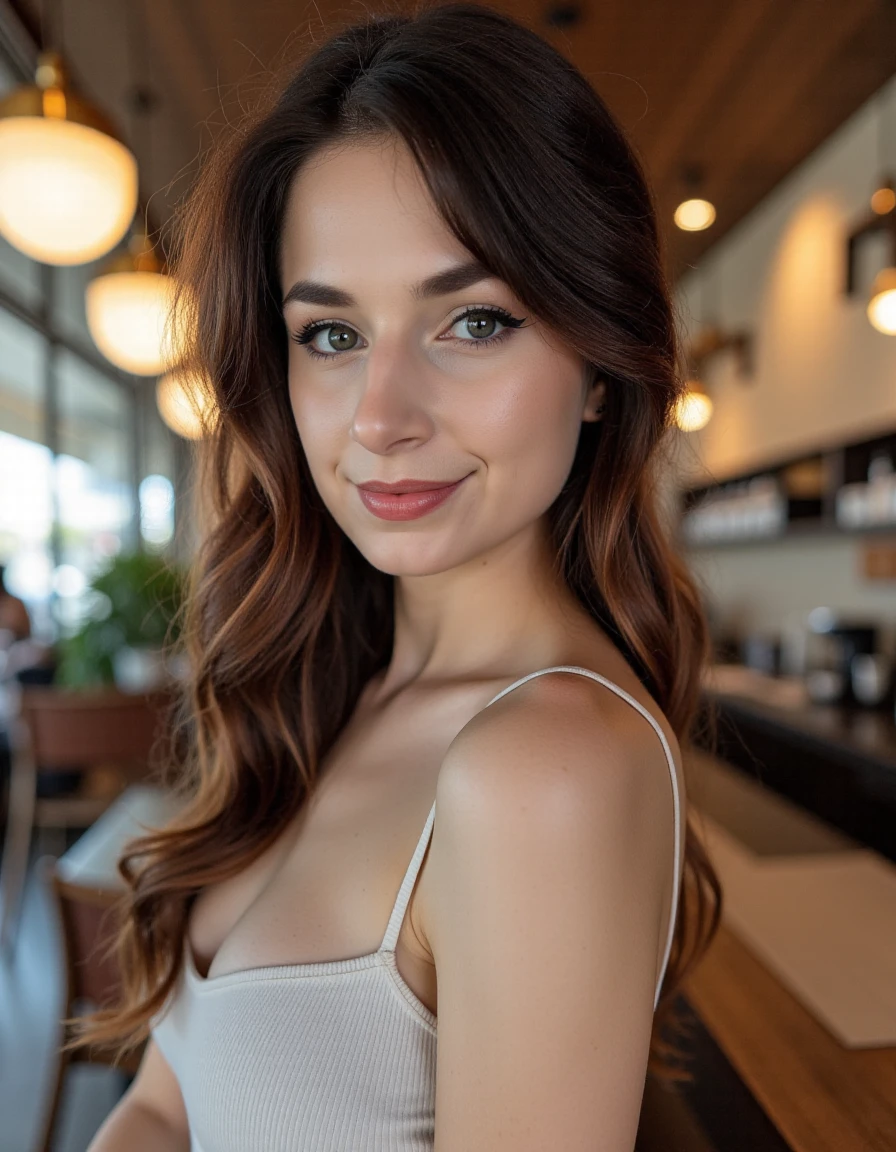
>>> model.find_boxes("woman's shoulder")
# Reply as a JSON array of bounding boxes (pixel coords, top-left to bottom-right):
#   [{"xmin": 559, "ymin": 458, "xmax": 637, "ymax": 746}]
[
  {"xmin": 445, "ymin": 650, "xmax": 683, "ymax": 797},
  {"xmin": 429, "ymin": 649, "xmax": 685, "ymax": 887},
  {"xmin": 420, "ymin": 651, "xmax": 684, "ymax": 977}
]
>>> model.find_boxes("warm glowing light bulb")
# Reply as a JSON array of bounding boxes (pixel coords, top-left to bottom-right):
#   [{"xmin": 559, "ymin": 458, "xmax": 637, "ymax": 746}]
[
  {"xmin": 871, "ymin": 186, "xmax": 896, "ymax": 215},
  {"xmin": 674, "ymin": 383, "xmax": 713, "ymax": 431},
  {"xmin": 674, "ymin": 198, "xmax": 716, "ymax": 232},
  {"xmin": 156, "ymin": 368, "xmax": 214, "ymax": 439},
  {"xmin": 867, "ymin": 268, "xmax": 896, "ymax": 335},
  {"xmin": 86, "ymin": 269, "xmax": 179, "ymax": 374},
  {"xmin": 0, "ymin": 54, "xmax": 138, "ymax": 264}
]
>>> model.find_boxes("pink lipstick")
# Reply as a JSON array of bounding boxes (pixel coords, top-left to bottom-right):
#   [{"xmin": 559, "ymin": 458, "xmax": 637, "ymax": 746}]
[{"xmin": 356, "ymin": 475, "xmax": 470, "ymax": 521}]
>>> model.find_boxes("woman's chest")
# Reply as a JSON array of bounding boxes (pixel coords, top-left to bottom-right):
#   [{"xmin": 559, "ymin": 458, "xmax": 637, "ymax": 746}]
[{"xmin": 186, "ymin": 688, "xmax": 474, "ymax": 1015}]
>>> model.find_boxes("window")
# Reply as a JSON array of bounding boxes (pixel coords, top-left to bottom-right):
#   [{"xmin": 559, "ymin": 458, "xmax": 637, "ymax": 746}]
[
  {"xmin": 54, "ymin": 351, "xmax": 136, "ymax": 629},
  {"xmin": 0, "ymin": 310, "xmax": 53, "ymax": 634},
  {"xmin": 0, "ymin": 43, "xmax": 182, "ymax": 649}
]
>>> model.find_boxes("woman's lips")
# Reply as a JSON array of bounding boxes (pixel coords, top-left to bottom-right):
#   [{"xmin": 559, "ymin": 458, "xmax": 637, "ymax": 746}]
[{"xmin": 356, "ymin": 475, "xmax": 470, "ymax": 521}]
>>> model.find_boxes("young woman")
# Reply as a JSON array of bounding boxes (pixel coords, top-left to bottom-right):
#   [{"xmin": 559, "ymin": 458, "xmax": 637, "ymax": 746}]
[{"xmin": 84, "ymin": 5, "xmax": 721, "ymax": 1149}]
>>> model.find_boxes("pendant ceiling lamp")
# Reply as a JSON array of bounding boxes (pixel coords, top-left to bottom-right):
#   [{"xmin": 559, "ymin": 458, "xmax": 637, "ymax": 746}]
[
  {"xmin": 156, "ymin": 367, "xmax": 214, "ymax": 439},
  {"xmin": 86, "ymin": 229, "xmax": 179, "ymax": 375},
  {"xmin": 674, "ymin": 199, "xmax": 716, "ymax": 233},
  {"xmin": 0, "ymin": 51, "xmax": 137, "ymax": 265},
  {"xmin": 674, "ymin": 164, "xmax": 716, "ymax": 233}
]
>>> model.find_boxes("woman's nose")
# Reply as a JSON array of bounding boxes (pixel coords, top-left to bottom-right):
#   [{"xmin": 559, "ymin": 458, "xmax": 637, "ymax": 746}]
[{"xmin": 349, "ymin": 339, "xmax": 435, "ymax": 454}]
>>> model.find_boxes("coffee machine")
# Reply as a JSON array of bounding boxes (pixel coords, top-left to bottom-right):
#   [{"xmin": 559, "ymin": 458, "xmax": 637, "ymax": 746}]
[{"xmin": 804, "ymin": 608, "xmax": 882, "ymax": 706}]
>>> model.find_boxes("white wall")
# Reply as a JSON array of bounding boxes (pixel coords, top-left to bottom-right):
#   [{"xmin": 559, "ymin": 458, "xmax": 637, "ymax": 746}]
[{"xmin": 673, "ymin": 76, "xmax": 896, "ymax": 642}]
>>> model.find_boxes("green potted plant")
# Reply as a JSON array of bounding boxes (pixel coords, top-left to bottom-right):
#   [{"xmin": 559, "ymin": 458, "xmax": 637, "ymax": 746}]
[{"xmin": 56, "ymin": 551, "xmax": 188, "ymax": 690}]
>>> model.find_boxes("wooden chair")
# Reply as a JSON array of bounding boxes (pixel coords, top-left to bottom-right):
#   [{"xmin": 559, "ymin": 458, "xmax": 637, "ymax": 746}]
[
  {"xmin": 33, "ymin": 784, "xmax": 181, "ymax": 1151},
  {"xmin": 35, "ymin": 857, "xmax": 146, "ymax": 1152},
  {"xmin": 0, "ymin": 685, "xmax": 174, "ymax": 954}
]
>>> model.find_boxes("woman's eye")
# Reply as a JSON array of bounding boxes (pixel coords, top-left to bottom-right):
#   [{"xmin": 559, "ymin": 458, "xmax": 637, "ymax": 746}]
[
  {"xmin": 447, "ymin": 307, "xmax": 524, "ymax": 344},
  {"xmin": 291, "ymin": 306, "xmax": 526, "ymax": 360},
  {"xmin": 294, "ymin": 323, "xmax": 359, "ymax": 358}
]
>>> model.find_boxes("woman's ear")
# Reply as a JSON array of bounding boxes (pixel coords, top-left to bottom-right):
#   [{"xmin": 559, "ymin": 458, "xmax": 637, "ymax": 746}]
[{"xmin": 582, "ymin": 377, "xmax": 607, "ymax": 422}]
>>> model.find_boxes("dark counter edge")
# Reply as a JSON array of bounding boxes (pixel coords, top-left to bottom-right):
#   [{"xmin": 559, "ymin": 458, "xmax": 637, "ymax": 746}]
[{"xmin": 699, "ymin": 690, "xmax": 896, "ymax": 863}]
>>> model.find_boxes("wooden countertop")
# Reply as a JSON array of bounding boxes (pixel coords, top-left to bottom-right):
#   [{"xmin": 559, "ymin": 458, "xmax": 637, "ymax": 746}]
[
  {"xmin": 684, "ymin": 740, "xmax": 896, "ymax": 1152},
  {"xmin": 702, "ymin": 663, "xmax": 896, "ymax": 774},
  {"xmin": 683, "ymin": 920, "xmax": 896, "ymax": 1152}
]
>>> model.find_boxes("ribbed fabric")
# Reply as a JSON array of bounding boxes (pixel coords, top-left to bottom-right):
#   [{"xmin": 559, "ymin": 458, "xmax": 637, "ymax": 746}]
[{"xmin": 151, "ymin": 665, "xmax": 682, "ymax": 1151}]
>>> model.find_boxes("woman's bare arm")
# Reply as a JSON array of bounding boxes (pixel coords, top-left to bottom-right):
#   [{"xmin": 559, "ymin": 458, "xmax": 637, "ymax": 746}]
[
  {"xmin": 426, "ymin": 675, "xmax": 677, "ymax": 1151},
  {"xmin": 88, "ymin": 1039, "xmax": 190, "ymax": 1152}
]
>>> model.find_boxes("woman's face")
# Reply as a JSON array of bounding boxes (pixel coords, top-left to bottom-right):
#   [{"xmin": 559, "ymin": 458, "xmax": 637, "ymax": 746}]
[{"xmin": 279, "ymin": 137, "xmax": 603, "ymax": 577}]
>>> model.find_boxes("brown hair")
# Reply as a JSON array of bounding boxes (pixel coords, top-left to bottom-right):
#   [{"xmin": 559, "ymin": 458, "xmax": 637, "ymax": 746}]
[{"xmin": 74, "ymin": 1, "xmax": 721, "ymax": 1084}]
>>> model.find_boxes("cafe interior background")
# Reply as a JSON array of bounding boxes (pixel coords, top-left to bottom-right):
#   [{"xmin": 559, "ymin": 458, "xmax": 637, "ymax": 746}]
[{"xmin": 0, "ymin": 1, "xmax": 895, "ymax": 1150}]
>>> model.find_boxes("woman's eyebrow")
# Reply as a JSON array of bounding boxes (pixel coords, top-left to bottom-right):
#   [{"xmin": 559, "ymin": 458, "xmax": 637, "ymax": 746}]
[{"xmin": 281, "ymin": 258, "xmax": 495, "ymax": 310}]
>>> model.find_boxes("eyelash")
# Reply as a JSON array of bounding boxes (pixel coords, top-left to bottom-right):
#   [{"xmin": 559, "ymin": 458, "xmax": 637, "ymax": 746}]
[{"xmin": 290, "ymin": 305, "xmax": 527, "ymax": 360}]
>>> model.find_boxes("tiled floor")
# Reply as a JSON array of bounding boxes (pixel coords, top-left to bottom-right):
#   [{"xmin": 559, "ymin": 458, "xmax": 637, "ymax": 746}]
[{"xmin": 0, "ymin": 849, "xmax": 126, "ymax": 1152}]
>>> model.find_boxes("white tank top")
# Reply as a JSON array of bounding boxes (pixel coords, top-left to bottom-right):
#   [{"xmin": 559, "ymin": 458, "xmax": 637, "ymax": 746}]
[{"xmin": 151, "ymin": 665, "xmax": 683, "ymax": 1152}]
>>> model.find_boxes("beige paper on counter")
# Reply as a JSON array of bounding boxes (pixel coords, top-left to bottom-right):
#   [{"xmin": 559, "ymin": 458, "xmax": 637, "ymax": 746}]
[{"xmin": 694, "ymin": 810, "xmax": 896, "ymax": 1048}]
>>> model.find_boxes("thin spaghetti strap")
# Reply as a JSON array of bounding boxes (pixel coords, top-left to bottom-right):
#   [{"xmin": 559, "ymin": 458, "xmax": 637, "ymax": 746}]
[
  {"xmin": 482, "ymin": 665, "xmax": 682, "ymax": 1011},
  {"xmin": 379, "ymin": 799, "xmax": 438, "ymax": 954}
]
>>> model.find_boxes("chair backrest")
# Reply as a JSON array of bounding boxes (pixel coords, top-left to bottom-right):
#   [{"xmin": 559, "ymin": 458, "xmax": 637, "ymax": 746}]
[
  {"xmin": 19, "ymin": 686, "xmax": 176, "ymax": 772},
  {"xmin": 51, "ymin": 785, "xmax": 182, "ymax": 1020},
  {"xmin": 51, "ymin": 869, "xmax": 126, "ymax": 1012},
  {"xmin": 35, "ymin": 859, "xmax": 145, "ymax": 1152}
]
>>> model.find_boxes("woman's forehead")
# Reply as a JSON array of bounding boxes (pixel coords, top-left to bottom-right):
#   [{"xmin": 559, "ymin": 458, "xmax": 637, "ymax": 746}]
[
  {"xmin": 279, "ymin": 141, "xmax": 473, "ymax": 293},
  {"xmin": 284, "ymin": 139, "xmax": 436, "ymax": 230}
]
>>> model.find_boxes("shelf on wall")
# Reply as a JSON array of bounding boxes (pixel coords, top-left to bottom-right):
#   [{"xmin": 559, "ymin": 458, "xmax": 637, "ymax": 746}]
[{"xmin": 679, "ymin": 426, "xmax": 896, "ymax": 548}]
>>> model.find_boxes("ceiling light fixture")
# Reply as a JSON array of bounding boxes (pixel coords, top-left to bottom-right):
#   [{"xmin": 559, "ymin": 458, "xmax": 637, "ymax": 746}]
[
  {"xmin": 674, "ymin": 199, "xmax": 716, "ymax": 232},
  {"xmin": 0, "ymin": 51, "xmax": 137, "ymax": 264},
  {"xmin": 86, "ymin": 228, "xmax": 178, "ymax": 374},
  {"xmin": 156, "ymin": 366, "xmax": 213, "ymax": 439},
  {"xmin": 674, "ymin": 165, "xmax": 716, "ymax": 233}
]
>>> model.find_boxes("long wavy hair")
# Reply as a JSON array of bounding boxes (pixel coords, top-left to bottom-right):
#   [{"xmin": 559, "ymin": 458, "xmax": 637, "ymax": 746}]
[{"xmin": 74, "ymin": 1, "xmax": 722, "ymax": 1083}]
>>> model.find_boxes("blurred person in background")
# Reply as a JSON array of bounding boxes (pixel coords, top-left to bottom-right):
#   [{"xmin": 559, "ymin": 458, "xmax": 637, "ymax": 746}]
[{"xmin": 0, "ymin": 564, "xmax": 30, "ymax": 648}]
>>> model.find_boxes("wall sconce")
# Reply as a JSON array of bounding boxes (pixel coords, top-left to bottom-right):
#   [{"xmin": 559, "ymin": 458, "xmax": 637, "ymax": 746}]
[
  {"xmin": 688, "ymin": 324, "xmax": 755, "ymax": 378},
  {"xmin": 845, "ymin": 176, "xmax": 896, "ymax": 335},
  {"xmin": 674, "ymin": 376, "xmax": 713, "ymax": 432},
  {"xmin": 846, "ymin": 74, "xmax": 896, "ymax": 334},
  {"xmin": 674, "ymin": 324, "xmax": 754, "ymax": 432}
]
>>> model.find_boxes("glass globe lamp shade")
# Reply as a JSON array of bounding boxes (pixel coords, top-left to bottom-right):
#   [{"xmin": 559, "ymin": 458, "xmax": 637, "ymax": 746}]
[
  {"xmin": 867, "ymin": 267, "xmax": 896, "ymax": 335},
  {"xmin": 0, "ymin": 52, "xmax": 137, "ymax": 265},
  {"xmin": 156, "ymin": 368, "xmax": 213, "ymax": 439},
  {"xmin": 674, "ymin": 380, "xmax": 713, "ymax": 432},
  {"xmin": 86, "ymin": 232, "xmax": 181, "ymax": 375},
  {"xmin": 87, "ymin": 268, "xmax": 177, "ymax": 374},
  {"xmin": 674, "ymin": 198, "xmax": 716, "ymax": 232}
]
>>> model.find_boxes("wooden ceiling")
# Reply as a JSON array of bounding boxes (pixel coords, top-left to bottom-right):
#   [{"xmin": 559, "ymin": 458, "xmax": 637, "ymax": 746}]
[{"xmin": 5, "ymin": 0, "xmax": 896, "ymax": 280}]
